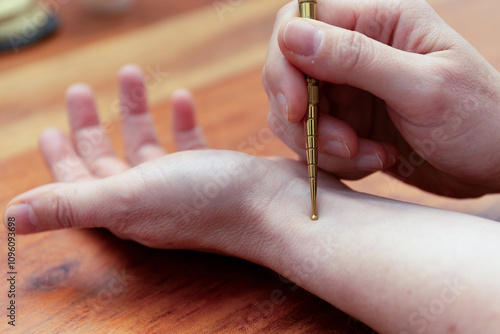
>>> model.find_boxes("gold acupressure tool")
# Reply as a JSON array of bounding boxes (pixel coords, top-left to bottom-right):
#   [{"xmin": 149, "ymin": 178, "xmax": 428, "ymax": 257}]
[{"xmin": 298, "ymin": 0, "xmax": 319, "ymax": 221}]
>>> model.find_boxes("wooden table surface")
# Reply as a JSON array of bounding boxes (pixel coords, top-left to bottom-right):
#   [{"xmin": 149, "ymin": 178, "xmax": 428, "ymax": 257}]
[{"xmin": 1, "ymin": 0, "xmax": 499, "ymax": 333}]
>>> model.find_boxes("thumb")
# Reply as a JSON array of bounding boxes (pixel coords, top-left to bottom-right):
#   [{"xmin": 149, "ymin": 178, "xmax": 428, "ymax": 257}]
[
  {"xmin": 278, "ymin": 18, "xmax": 446, "ymax": 113},
  {"xmin": 3, "ymin": 178, "xmax": 137, "ymax": 234}
]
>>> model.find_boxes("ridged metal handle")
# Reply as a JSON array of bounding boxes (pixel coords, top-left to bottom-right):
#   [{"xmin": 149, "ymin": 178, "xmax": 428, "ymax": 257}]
[{"xmin": 299, "ymin": 0, "xmax": 319, "ymax": 220}]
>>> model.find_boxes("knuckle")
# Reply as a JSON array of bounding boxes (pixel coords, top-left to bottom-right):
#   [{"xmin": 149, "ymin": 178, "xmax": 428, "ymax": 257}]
[
  {"xmin": 105, "ymin": 177, "xmax": 143, "ymax": 232},
  {"xmin": 361, "ymin": 2, "xmax": 402, "ymax": 43},
  {"xmin": 337, "ymin": 32, "xmax": 374, "ymax": 73},
  {"xmin": 263, "ymin": 64, "xmax": 278, "ymax": 92},
  {"xmin": 52, "ymin": 189, "xmax": 77, "ymax": 229}
]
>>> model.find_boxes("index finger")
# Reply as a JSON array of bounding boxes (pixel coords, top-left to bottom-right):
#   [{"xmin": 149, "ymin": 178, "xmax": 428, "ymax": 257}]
[{"xmin": 263, "ymin": 1, "xmax": 307, "ymax": 124}]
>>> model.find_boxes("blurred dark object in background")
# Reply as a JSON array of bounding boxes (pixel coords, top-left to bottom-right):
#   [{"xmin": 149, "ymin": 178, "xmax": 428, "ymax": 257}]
[{"xmin": 0, "ymin": 0, "xmax": 58, "ymax": 52}]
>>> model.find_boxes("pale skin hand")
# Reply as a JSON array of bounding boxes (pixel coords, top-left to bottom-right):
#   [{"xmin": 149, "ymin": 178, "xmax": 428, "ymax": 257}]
[
  {"xmin": 3, "ymin": 65, "xmax": 500, "ymax": 333},
  {"xmin": 263, "ymin": 0, "xmax": 500, "ymax": 197}
]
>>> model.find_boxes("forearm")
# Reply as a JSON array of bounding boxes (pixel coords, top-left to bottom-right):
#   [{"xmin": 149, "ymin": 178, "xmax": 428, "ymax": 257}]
[
  {"xmin": 6, "ymin": 152, "xmax": 500, "ymax": 333},
  {"xmin": 346, "ymin": 174, "xmax": 500, "ymax": 223},
  {"xmin": 246, "ymin": 180, "xmax": 500, "ymax": 333}
]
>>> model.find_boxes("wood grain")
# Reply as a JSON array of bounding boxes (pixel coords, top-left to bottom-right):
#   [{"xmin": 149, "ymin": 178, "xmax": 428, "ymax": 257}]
[{"xmin": 1, "ymin": 0, "xmax": 499, "ymax": 333}]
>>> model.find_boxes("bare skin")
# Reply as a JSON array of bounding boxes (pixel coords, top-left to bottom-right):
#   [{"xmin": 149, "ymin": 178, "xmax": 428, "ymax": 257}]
[
  {"xmin": 263, "ymin": 0, "xmax": 500, "ymax": 197},
  {"xmin": 4, "ymin": 65, "xmax": 500, "ymax": 333}
]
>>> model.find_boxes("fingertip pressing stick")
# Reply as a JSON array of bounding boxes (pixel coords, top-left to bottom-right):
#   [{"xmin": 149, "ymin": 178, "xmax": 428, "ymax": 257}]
[{"xmin": 298, "ymin": 0, "xmax": 319, "ymax": 221}]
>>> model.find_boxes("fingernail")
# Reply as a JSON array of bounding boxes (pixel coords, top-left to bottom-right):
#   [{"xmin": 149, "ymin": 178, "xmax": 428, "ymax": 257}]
[
  {"xmin": 358, "ymin": 154, "xmax": 383, "ymax": 171},
  {"xmin": 283, "ymin": 19, "xmax": 323, "ymax": 56},
  {"xmin": 4, "ymin": 203, "xmax": 37, "ymax": 233},
  {"xmin": 276, "ymin": 92, "xmax": 288, "ymax": 120},
  {"xmin": 324, "ymin": 141, "xmax": 351, "ymax": 159}
]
